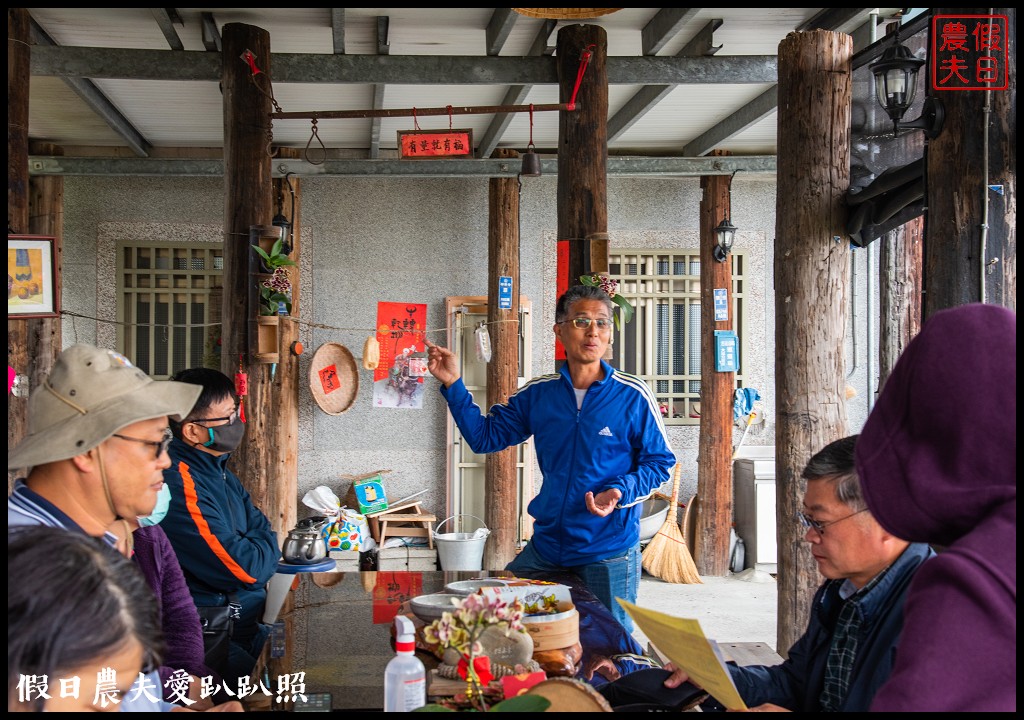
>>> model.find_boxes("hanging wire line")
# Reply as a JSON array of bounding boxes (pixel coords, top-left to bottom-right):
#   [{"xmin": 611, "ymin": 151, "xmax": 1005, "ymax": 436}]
[{"xmin": 58, "ymin": 309, "xmax": 520, "ymax": 339}]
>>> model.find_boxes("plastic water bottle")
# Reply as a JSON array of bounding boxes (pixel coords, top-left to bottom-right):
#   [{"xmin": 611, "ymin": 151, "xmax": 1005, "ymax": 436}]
[{"xmin": 384, "ymin": 615, "xmax": 426, "ymax": 712}]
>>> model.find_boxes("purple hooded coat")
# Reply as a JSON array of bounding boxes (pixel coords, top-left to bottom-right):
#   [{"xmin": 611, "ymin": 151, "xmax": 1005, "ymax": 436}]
[{"xmin": 856, "ymin": 303, "xmax": 1016, "ymax": 711}]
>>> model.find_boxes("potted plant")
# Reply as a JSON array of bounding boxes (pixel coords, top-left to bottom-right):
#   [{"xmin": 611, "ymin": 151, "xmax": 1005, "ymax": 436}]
[
  {"xmin": 580, "ymin": 273, "xmax": 634, "ymax": 329},
  {"xmin": 252, "ymin": 238, "xmax": 297, "ymax": 316}
]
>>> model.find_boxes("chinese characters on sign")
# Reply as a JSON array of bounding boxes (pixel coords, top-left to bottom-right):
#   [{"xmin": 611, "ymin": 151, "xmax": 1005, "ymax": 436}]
[
  {"xmin": 397, "ymin": 130, "xmax": 473, "ymax": 159},
  {"xmin": 931, "ymin": 14, "xmax": 1009, "ymax": 91},
  {"xmin": 318, "ymin": 363, "xmax": 340, "ymax": 395},
  {"xmin": 373, "ymin": 301, "xmax": 427, "ymax": 409},
  {"xmin": 16, "ymin": 671, "xmax": 309, "ymax": 708}
]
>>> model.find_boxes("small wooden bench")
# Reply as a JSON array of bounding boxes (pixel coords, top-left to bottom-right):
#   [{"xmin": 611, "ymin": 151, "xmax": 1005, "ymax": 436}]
[{"xmin": 366, "ymin": 501, "xmax": 436, "ymax": 549}]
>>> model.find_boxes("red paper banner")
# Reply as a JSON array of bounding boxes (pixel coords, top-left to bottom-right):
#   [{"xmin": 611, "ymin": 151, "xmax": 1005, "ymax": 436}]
[
  {"xmin": 372, "ymin": 571, "xmax": 423, "ymax": 624},
  {"xmin": 555, "ymin": 239, "xmax": 569, "ymax": 360}
]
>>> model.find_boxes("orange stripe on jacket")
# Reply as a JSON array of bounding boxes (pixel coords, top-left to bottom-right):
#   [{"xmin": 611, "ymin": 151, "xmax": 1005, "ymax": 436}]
[{"xmin": 179, "ymin": 461, "xmax": 258, "ymax": 584}]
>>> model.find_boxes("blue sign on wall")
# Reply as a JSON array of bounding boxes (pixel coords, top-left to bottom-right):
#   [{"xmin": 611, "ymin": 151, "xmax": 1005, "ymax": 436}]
[
  {"xmin": 713, "ymin": 288, "xmax": 729, "ymax": 321},
  {"xmin": 498, "ymin": 276, "xmax": 513, "ymax": 309},
  {"xmin": 714, "ymin": 330, "xmax": 739, "ymax": 372}
]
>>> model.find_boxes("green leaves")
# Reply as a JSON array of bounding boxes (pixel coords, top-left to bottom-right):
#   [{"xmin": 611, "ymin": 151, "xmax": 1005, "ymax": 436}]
[
  {"xmin": 252, "ymin": 237, "xmax": 298, "ymax": 270},
  {"xmin": 579, "ymin": 273, "xmax": 633, "ymax": 330}
]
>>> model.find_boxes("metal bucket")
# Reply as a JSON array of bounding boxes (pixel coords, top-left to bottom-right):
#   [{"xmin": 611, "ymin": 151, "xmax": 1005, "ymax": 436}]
[{"xmin": 433, "ymin": 514, "xmax": 490, "ymax": 571}]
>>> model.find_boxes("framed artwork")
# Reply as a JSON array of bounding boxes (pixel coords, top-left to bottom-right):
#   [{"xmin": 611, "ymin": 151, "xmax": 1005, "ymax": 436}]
[{"xmin": 8, "ymin": 235, "xmax": 60, "ymax": 318}]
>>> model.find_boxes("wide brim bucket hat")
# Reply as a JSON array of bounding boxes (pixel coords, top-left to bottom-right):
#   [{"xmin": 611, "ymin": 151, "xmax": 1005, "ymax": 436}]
[{"xmin": 8, "ymin": 344, "xmax": 202, "ymax": 470}]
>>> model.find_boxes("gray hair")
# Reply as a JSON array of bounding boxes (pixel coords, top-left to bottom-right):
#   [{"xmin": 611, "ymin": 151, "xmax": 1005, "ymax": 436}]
[
  {"xmin": 555, "ymin": 284, "xmax": 615, "ymax": 323},
  {"xmin": 802, "ymin": 434, "xmax": 865, "ymax": 511}
]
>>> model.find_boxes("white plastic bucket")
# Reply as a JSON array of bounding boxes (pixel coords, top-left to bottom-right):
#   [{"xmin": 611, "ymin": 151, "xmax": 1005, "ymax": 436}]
[{"xmin": 433, "ymin": 514, "xmax": 490, "ymax": 571}]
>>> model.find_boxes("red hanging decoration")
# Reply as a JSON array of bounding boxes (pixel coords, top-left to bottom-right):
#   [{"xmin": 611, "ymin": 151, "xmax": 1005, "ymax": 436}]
[
  {"xmin": 235, "ymin": 355, "xmax": 248, "ymax": 423},
  {"xmin": 568, "ymin": 44, "xmax": 596, "ymax": 111},
  {"xmin": 241, "ymin": 49, "xmax": 262, "ymax": 77}
]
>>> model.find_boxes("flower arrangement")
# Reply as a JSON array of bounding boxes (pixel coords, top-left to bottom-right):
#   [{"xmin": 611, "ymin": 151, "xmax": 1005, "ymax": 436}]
[
  {"xmin": 253, "ymin": 238, "xmax": 297, "ymax": 316},
  {"xmin": 419, "ymin": 593, "xmax": 547, "ymax": 712},
  {"xmin": 580, "ymin": 273, "xmax": 634, "ymax": 329}
]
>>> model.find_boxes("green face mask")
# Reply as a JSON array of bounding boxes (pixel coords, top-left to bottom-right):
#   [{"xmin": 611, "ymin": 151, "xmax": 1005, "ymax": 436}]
[{"xmin": 138, "ymin": 482, "xmax": 171, "ymax": 527}]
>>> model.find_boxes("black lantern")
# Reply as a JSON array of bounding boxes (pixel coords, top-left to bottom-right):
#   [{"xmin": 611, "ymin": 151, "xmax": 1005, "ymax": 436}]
[
  {"xmin": 713, "ymin": 217, "xmax": 737, "ymax": 263},
  {"xmin": 273, "ymin": 172, "xmax": 296, "ymax": 255},
  {"xmin": 869, "ymin": 39, "xmax": 944, "ymax": 138}
]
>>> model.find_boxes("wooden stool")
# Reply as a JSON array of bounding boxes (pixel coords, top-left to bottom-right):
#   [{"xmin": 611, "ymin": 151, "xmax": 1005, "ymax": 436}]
[{"xmin": 367, "ymin": 501, "xmax": 437, "ymax": 549}]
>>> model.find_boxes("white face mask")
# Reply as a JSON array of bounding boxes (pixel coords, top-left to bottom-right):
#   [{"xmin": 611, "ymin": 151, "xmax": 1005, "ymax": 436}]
[{"xmin": 138, "ymin": 483, "xmax": 171, "ymax": 527}]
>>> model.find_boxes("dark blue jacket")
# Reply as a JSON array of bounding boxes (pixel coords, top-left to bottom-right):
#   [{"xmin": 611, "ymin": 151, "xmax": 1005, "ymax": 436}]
[
  {"xmin": 441, "ymin": 360, "xmax": 675, "ymax": 565},
  {"xmin": 729, "ymin": 542, "xmax": 935, "ymax": 711},
  {"xmin": 161, "ymin": 439, "xmax": 279, "ymax": 632}
]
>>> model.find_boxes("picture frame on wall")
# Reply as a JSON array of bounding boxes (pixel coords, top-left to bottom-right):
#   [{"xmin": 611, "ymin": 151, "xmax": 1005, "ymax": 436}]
[{"xmin": 8, "ymin": 235, "xmax": 60, "ymax": 318}]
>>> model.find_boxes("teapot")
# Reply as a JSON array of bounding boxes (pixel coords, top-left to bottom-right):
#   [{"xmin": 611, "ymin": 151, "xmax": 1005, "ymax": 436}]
[{"xmin": 282, "ymin": 515, "xmax": 330, "ymax": 565}]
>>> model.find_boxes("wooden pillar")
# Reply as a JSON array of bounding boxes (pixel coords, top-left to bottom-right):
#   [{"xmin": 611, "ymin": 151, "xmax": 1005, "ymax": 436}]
[
  {"xmin": 878, "ymin": 217, "xmax": 922, "ymax": 393},
  {"xmin": 8, "ymin": 9, "xmax": 60, "ymax": 490},
  {"xmin": 221, "ymin": 23, "xmax": 277, "ymax": 524},
  {"xmin": 556, "ymin": 24, "xmax": 608, "ymax": 287},
  {"xmin": 484, "ymin": 148, "xmax": 522, "ymax": 570},
  {"xmin": 775, "ymin": 29, "xmax": 852, "ymax": 657},
  {"xmin": 269, "ymin": 148, "xmax": 302, "ymax": 538},
  {"xmin": 695, "ymin": 152, "xmax": 734, "ymax": 576},
  {"xmin": 925, "ymin": 7, "xmax": 1016, "ymax": 315}
]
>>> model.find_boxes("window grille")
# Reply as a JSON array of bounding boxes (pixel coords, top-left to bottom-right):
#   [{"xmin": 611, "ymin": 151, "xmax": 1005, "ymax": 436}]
[
  {"xmin": 117, "ymin": 242, "xmax": 224, "ymax": 378},
  {"xmin": 607, "ymin": 250, "xmax": 746, "ymax": 425}
]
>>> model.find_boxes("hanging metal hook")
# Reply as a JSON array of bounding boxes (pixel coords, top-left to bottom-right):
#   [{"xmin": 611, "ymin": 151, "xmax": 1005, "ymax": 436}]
[{"xmin": 304, "ymin": 117, "xmax": 327, "ymax": 166}]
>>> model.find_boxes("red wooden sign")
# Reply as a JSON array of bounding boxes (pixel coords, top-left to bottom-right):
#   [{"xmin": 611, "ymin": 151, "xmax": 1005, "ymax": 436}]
[{"xmin": 398, "ymin": 129, "xmax": 473, "ymax": 159}]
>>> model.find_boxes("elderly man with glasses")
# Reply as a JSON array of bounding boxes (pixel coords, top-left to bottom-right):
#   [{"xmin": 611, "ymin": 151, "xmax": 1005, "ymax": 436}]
[
  {"xmin": 426, "ymin": 283, "xmax": 676, "ymax": 635},
  {"xmin": 160, "ymin": 367, "xmax": 279, "ymax": 693},
  {"xmin": 600, "ymin": 434, "xmax": 935, "ymax": 712},
  {"xmin": 6, "ymin": 344, "xmax": 245, "ymax": 711}
]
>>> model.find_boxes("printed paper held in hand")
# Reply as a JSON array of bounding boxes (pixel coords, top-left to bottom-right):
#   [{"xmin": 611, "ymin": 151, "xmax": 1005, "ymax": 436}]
[{"xmin": 618, "ymin": 599, "xmax": 747, "ymax": 710}]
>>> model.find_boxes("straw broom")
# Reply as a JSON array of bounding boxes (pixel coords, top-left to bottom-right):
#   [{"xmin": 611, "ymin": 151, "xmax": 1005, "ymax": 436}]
[{"xmin": 641, "ymin": 463, "xmax": 702, "ymax": 584}]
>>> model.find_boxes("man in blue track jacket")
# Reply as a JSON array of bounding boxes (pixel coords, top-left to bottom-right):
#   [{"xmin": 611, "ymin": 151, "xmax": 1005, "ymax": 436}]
[{"xmin": 427, "ymin": 284, "xmax": 675, "ymax": 632}]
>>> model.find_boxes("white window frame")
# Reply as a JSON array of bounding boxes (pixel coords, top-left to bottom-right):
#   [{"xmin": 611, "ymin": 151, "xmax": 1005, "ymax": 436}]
[
  {"xmin": 607, "ymin": 249, "xmax": 748, "ymax": 426},
  {"xmin": 116, "ymin": 240, "xmax": 224, "ymax": 379}
]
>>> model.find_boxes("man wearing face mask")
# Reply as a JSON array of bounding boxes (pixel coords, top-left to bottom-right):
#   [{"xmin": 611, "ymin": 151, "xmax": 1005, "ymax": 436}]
[{"xmin": 161, "ymin": 368, "xmax": 280, "ymax": 690}]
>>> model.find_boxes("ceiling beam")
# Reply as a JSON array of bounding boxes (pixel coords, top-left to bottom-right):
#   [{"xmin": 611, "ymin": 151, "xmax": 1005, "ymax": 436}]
[
  {"xmin": 331, "ymin": 9, "xmax": 345, "ymax": 54},
  {"xmin": 641, "ymin": 8, "xmax": 701, "ymax": 56},
  {"xmin": 485, "ymin": 8, "xmax": 518, "ymax": 56},
  {"xmin": 476, "ymin": 18, "xmax": 555, "ymax": 159},
  {"xmin": 683, "ymin": 86, "xmax": 778, "ymax": 157},
  {"xmin": 30, "ymin": 47, "xmax": 777, "ymax": 85},
  {"xmin": 680, "ymin": 8, "xmax": 880, "ymax": 156},
  {"xmin": 609, "ymin": 18, "xmax": 723, "ymax": 142},
  {"xmin": 150, "ymin": 9, "xmax": 184, "ymax": 51},
  {"xmin": 200, "ymin": 12, "xmax": 221, "ymax": 52},
  {"xmin": 368, "ymin": 16, "xmax": 389, "ymax": 160},
  {"xmin": 28, "ymin": 18, "xmax": 152, "ymax": 158},
  {"xmin": 797, "ymin": 8, "xmax": 872, "ymax": 33},
  {"xmin": 28, "ymin": 155, "xmax": 776, "ymax": 178}
]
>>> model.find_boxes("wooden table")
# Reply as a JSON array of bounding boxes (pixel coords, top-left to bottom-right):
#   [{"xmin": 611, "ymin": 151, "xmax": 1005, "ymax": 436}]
[{"xmin": 261, "ymin": 569, "xmax": 649, "ymax": 711}]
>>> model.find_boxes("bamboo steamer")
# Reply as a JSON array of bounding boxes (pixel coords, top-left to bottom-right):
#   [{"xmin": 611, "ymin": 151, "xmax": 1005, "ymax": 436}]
[{"xmin": 522, "ymin": 603, "xmax": 579, "ymax": 652}]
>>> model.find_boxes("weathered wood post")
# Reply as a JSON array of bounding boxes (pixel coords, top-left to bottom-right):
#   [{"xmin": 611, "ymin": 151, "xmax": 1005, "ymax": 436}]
[
  {"xmin": 775, "ymin": 29, "xmax": 853, "ymax": 656},
  {"xmin": 484, "ymin": 148, "xmax": 522, "ymax": 570},
  {"xmin": 695, "ymin": 151, "xmax": 735, "ymax": 576},
  {"xmin": 556, "ymin": 24, "xmax": 608, "ymax": 288}
]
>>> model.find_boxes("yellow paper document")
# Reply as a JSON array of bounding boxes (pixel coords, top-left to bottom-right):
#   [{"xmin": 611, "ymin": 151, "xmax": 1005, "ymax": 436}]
[{"xmin": 619, "ymin": 599, "xmax": 747, "ymax": 710}]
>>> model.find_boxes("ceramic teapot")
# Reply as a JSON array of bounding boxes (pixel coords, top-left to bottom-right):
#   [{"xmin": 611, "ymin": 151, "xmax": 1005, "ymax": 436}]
[{"xmin": 282, "ymin": 515, "xmax": 330, "ymax": 565}]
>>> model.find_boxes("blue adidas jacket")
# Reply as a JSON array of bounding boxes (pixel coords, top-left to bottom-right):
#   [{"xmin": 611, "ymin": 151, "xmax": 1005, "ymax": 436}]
[
  {"xmin": 161, "ymin": 439, "xmax": 279, "ymax": 631},
  {"xmin": 441, "ymin": 360, "xmax": 675, "ymax": 566}
]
